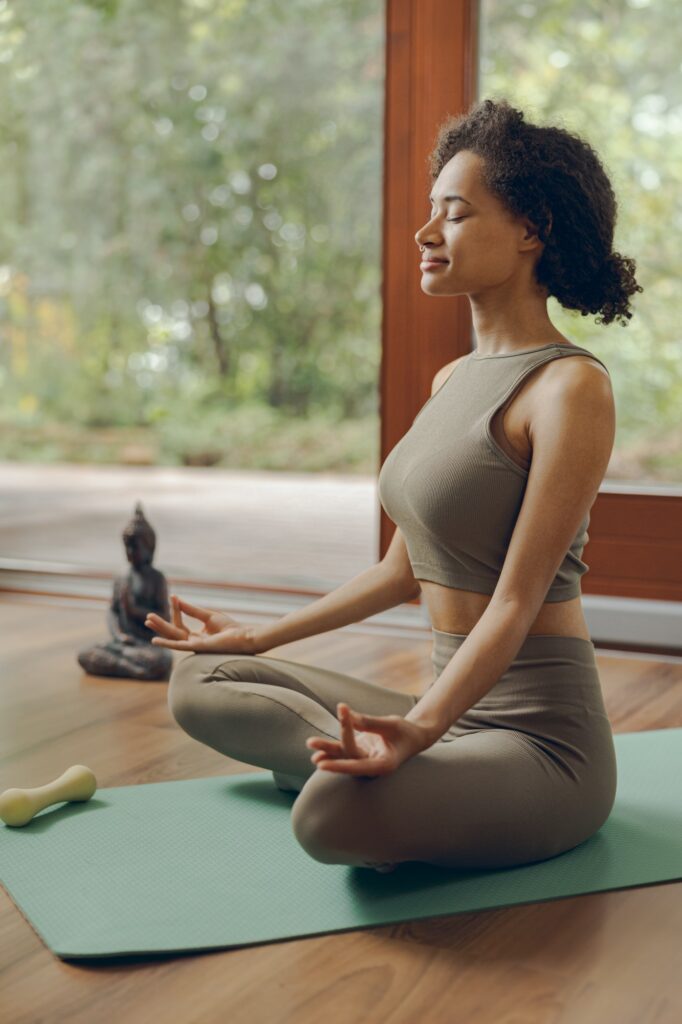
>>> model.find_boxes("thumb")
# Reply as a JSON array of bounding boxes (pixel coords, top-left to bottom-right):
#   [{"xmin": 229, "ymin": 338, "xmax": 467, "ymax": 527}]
[
  {"xmin": 152, "ymin": 632, "xmax": 207, "ymax": 651},
  {"xmin": 350, "ymin": 708, "xmax": 401, "ymax": 732},
  {"xmin": 346, "ymin": 707, "xmax": 378, "ymax": 727}
]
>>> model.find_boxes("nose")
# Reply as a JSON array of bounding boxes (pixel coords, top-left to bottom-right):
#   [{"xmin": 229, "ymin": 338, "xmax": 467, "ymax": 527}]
[{"xmin": 415, "ymin": 216, "xmax": 441, "ymax": 250}]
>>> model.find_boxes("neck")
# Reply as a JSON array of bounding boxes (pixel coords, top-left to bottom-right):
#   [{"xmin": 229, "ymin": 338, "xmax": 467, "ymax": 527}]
[{"xmin": 468, "ymin": 275, "xmax": 564, "ymax": 356}]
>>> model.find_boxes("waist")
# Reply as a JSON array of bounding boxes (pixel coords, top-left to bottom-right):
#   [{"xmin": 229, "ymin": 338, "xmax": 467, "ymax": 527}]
[
  {"xmin": 421, "ymin": 584, "xmax": 590, "ymax": 641},
  {"xmin": 430, "ymin": 627, "xmax": 603, "ymax": 709},
  {"xmin": 431, "ymin": 626, "xmax": 596, "ymax": 657}
]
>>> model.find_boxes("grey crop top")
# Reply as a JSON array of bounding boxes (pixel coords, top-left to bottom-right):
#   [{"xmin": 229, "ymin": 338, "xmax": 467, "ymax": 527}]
[{"xmin": 377, "ymin": 342, "xmax": 611, "ymax": 602}]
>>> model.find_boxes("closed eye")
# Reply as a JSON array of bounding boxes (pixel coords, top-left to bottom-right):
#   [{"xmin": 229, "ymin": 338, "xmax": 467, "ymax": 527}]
[{"xmin": 447, "ymin": 217, "xmax": 465, "ymax": 222}]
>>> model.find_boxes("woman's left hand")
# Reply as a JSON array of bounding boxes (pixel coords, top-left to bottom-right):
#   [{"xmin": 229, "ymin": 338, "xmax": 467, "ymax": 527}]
[{"xmin": 306, "ymin": 702, "xmax": 434, "ymax": 779}]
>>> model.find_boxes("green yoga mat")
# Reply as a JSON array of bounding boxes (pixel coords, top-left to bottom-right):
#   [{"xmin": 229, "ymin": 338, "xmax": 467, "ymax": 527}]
[{"xmin": 1, "ymin": 728, "xmax": 681, "ymax": 960}]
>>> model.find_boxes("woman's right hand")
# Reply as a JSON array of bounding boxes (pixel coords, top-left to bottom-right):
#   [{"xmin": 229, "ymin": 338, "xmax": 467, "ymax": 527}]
[{"xmin": 145, "ymin": 595, "xmax": 264, "ymax": 654}]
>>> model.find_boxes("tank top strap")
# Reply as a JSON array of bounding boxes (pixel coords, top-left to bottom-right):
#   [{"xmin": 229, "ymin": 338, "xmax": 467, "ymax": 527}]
[
  {"xmin": 546, "ymin": 342, "xmax": 611, "ymax": 378},
  {"xmin": 468, "ymin": 342, "xmax": 610, "ymax": 407},
  {"xmin": 469, "ymin": 341, "xmax": 610, "ymax": 378}
]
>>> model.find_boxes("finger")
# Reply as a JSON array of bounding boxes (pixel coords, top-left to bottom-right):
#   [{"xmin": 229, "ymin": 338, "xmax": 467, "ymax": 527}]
[
  {"xmin": 151, "ymin": 636, "xmax": 203, "ymax": 651},
  {"xmin": 171, "ymin": 596, "xmax": 183, "ymax": 630},
  {"xmin": 143, "ymin": 606, "xmax": 186, "ymax": 638},
  {"xmin": 306, "ymin": 738, "xmax": 343, "ymax": 756},
  {"xmin": 174, "ymin": 596, "xmax": 211, "ymax": 622},
  {"xmin": 145, "ymin": 614, "xmax": 186, "ymax": 640},
  {"xmin": 347, "ymin": 708, "xmax": 393, "ymax": 735},
  {"xmin": 145, "ymin": 613, "xmax": 166, "ymax": 633},
  {"xmin": 317, "ymin": 758, "xmax": 387, "ymax": 777},
  {"xmin": 338, "ymin": 703, "xmax": 360, "ymax": 757}
]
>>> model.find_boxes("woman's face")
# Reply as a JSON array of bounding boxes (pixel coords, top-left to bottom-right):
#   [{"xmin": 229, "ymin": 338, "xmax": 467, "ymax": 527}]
[{"xmin": 414, "ymin": 149, "xmax": 542, "ymax": 299}]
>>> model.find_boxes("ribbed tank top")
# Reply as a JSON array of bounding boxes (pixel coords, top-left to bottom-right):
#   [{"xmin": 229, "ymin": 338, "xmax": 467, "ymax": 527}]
[{"xmin": 377, "ymin": 342, "xmax": 611, "ymax": 602}]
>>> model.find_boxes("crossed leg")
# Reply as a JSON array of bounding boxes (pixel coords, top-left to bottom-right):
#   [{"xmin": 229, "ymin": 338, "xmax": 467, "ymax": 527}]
[
  {"xmin": 167, "ymin": 651, "xmax": 599, "ymax": 871},
  {"xmin": 167, "ymin": 650, "xmax": 419, "ymax": 795}
]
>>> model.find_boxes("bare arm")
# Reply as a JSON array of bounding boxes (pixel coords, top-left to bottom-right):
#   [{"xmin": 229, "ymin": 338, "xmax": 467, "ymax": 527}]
[
  {"xmin": 250, "ymin": 518, "xmax": 421, "ymax": 650},
  {"xmin": 405, "ymin": 595, "xmax": 531, "ymax": 742},
  {"xmin": 252, "ymin": 556, "xmax": 420, "ymax": 651}
]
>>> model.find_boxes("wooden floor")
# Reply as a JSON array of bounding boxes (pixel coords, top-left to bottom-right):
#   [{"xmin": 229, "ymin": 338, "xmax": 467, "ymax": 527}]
[{"xmin": 1, "ymin": 595, "xmax": 681, "ymax": 1024}]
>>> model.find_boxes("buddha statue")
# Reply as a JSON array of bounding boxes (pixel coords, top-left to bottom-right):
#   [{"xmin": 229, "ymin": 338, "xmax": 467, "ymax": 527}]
[{"xmin": 77, "ymin": 502, "xmax": 174, "ymax": 681}]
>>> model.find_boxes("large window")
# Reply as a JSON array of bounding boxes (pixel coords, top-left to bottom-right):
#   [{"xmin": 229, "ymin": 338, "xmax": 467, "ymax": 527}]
[{"xmin": 0, "ymin": 0, "xmax": 386, "ymax": 591}]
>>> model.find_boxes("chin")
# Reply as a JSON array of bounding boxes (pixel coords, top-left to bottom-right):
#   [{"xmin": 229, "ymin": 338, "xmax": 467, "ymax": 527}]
[{"xmin": 420, "ymin": 278, "xmax": 461, "ymax": 296}]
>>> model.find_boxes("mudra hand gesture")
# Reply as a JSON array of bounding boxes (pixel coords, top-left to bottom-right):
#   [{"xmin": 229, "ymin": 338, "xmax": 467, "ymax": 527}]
[
  {"xmin": 306, "ymin": 702, "xmax": 434, "ymax": 779},
  {"xmin": 146, "ymin": 595, "xmax": 258, "ymax": 654}
]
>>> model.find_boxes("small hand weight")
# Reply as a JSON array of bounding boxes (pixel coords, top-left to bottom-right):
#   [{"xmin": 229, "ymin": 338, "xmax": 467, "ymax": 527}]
[{"xmin": 0, "ymin": 765, "xmax": 97, "ymax": 827}]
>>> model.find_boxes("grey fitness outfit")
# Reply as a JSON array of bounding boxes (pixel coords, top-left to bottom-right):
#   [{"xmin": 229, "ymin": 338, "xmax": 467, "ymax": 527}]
[{"xmin": 167, "ymin": 342, "xmax": 618, "ymax": 872}]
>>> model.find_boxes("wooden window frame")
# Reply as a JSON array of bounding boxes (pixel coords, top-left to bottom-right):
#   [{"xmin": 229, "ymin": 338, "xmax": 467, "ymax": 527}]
[{"xmin": 380, "ymin": 0, "xmax": 682, "ymax": 603}]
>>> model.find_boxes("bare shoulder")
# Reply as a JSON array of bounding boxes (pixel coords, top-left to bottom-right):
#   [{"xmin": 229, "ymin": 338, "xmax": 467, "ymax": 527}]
[
  {"xmin": 431, "ymin": 353, "xmax": 469, "ymax": 396},
  {"xmin": 529, "ymin": 351, "xmax": 615, "ymax": 442},
  {"xmin": 530, "ymin": 349, "xmax": 612, "ymax": 408},
  {"xmin": 543, "ymin": 347, "xmax": 611, "ymax": 382}
]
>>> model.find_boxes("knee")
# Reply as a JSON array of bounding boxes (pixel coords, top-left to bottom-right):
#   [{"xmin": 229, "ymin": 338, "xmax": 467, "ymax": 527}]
[
  {"xmin": 168, "ymin": 653, "xmax": 238, "ymax": 729},
  {"xmin": 290, "ymin": 771, "xmax": 356, "ymax": 865},
  {"xmin": 166, "ymin": 653, "xmax": 256, "ymax": 729},
  {"xmin": 167, "ymin": 654, "xmax": 202, "ymax": 728}
]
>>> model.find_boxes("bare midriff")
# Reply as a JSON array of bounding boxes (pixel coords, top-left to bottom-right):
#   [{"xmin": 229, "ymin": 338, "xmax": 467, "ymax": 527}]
[{"xmin": 420, "ymin": 582, "xmax": 592, "ymax": 641}]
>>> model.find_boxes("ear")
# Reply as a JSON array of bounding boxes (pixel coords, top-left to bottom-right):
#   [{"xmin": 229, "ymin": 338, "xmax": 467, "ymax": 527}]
[{"xmin": 520, "ymin": 211, "xmax": 552, "ymax": 250}]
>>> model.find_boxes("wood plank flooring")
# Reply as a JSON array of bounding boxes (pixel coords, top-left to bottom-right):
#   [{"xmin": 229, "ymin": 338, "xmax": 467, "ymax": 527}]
[{"xmin": 1, "ymin": 595, "xmax": 681, "ymax": 1024}]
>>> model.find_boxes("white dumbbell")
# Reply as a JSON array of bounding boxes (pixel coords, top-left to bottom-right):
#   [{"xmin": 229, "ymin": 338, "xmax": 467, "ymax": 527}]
[{"xmin": 0, "ymin": 765, "xmax": 97, "ymax": 827}]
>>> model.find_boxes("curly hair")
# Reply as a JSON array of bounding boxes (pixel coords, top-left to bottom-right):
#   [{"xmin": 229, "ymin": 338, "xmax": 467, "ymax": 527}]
[{"xmin": 427, "ymin": 98, "xmax": 643, "ymax": 327}]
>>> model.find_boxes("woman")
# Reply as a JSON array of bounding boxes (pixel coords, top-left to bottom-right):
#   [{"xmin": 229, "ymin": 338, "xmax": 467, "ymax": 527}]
[{"xmin": 147, "ymin": 98, "xmax": 642, "ymax": 873}]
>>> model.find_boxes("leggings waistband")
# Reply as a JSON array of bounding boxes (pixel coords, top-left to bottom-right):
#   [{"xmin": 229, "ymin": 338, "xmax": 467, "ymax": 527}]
[
  {"xmin": 430, "ymin": 627, "xmax": 603, "ymax": 707},
  {"xmin": 431, "ymin": 627, "xmax": 596, "ymax": 662}
]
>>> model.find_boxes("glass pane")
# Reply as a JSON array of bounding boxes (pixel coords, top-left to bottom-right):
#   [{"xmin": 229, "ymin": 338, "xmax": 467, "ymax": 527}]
[
  {"xmin": 0, "ymin": 1, "xmax": 386, "ymax": 588},
  {"xmin": 478, "ymin": 0, "xmax": 681, "ymax": 488}
]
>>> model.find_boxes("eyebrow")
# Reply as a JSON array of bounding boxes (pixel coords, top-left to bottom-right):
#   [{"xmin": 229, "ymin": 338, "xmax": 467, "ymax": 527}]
[{"xmin": 428, "ymin": 194, "xmax": 472, "ymax": 205}]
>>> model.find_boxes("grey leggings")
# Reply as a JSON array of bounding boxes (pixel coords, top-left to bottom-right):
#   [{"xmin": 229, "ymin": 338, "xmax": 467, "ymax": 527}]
[{"xmin": 167, "ymin": 628, "xmax": 618, "ymax": 872}]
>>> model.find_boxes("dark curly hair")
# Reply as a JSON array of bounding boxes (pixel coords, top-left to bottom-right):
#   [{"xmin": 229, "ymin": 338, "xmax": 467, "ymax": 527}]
[{"xmin": 427, "ymin": 98, "xmax": 643, "ymax": 327}]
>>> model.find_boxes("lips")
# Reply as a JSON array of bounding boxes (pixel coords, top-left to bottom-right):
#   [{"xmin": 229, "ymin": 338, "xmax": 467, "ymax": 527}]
[{"xmin": 420, "ymin": 256, "xmax": 449, "ymax": 264}]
